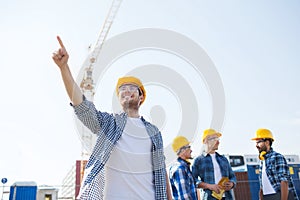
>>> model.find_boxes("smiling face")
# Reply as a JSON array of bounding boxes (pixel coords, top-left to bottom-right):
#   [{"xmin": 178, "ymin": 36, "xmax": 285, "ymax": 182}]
[
  {"xmin": 116, "ymin": 76, "xmax": 146, "ymax": 106},
  {"xmin": 118, "ymin": 84, "xmax": 144, "ymax": 109}
]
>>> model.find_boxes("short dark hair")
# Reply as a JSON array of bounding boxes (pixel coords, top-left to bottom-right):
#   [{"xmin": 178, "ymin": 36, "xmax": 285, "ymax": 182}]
[{"xmin": 264, "ymin": 138, "xmax": 273, "ymax": 146}]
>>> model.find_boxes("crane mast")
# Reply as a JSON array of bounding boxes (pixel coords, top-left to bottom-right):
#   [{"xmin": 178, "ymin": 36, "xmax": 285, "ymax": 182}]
[{"xmin": 80, "ymin": 0, "xmax": 123, "ymax": 100}]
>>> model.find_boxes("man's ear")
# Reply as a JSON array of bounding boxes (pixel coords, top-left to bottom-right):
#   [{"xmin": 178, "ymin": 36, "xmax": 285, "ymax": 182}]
[
  {"xmin": 139, "ymin": 95, "xmax": 144, "ymax": 102},
  {"xmin": 265, "ymin": 139, "xmax": 271, "ymax": 147}
]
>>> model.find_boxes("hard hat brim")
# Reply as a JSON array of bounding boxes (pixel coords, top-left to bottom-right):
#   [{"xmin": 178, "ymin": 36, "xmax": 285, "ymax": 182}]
[{"xmin": 251, "ymin": 137, "xmax": 274, "ymax": 141}]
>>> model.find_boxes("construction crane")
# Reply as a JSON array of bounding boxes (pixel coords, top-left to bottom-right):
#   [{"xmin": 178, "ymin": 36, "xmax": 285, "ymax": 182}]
[
  {"xmin": 80, "ymin": 0, "xmax": 123, "ymax": 98},
  {"xmin": 77, "ymin": 0, "xmax": 123, "ymax": 183}
]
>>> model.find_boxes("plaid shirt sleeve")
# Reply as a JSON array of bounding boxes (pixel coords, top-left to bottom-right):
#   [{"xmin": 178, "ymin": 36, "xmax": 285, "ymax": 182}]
[
  {"xmin": 72, "ymin": 96, "xmax": 116, "ymax": 135},
  {"xmin": 191, "ymin": 156, "xmax": 202, "ymax": 185},
  {"xmin": 265, "ymin": 150, "xmax": 290, "ymax": 191},
  {"xmin": 271, "ymin": 153, "xmax": 289, "ymax": 181}
]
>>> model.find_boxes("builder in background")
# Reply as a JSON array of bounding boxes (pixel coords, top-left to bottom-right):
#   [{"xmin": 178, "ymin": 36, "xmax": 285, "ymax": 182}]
[
  {"xmin": 192, "ymin": 129, "xmax": 236, "ymax": 200},
  {"xmin": 251, "ymin": 128, "xmax": 299, "ymax": 200},
  {"xmin": 169, "ymin": 136, "xmax": 198, "ymax": 200}
]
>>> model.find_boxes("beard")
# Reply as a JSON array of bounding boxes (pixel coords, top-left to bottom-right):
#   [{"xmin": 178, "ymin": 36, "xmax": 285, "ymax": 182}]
[
  {"xmin": 121, "ymin": 95, "xmax": 140, "ymax": 110},
  {"xmin": 257, "ymin": 144, "xmax": 267, "ymax": 153}
]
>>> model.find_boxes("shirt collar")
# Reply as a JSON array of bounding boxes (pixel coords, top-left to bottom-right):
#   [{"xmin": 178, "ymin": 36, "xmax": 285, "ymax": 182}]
[
  {"xmin": 264, "ymin": 148, "xmax": 273, "ymax": 158},
  {"xmin": 177, "ymin": 157, "xmax": 191, "ymax": 166}
]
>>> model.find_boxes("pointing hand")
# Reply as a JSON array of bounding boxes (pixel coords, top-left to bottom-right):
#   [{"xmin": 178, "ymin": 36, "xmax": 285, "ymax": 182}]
[{"xmin": 52, "ymin": 36, "xmax": 69, "ymax": 69}]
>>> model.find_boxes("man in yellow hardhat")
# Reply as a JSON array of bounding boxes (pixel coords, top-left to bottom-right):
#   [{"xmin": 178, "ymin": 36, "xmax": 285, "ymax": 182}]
[
  {"xmin": 52, "ymin": 36, "xmax": 171, "ymax": 200},
  {"xmin": 192, "ymin": 129, "xmax": 236, "ymax": 200},
  {"xmin": 251, "ymin": 128, "xmax": 299, "ymax": 200},
  {"xmin": 169, "ymin": 136, "xmax": 197, "ymax": 200}
]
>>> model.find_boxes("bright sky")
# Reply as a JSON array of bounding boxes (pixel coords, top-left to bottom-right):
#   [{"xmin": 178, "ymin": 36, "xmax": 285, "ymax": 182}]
[{"xmin": 1, "ymin": 0, "xmax": 300, "ymax": 198}]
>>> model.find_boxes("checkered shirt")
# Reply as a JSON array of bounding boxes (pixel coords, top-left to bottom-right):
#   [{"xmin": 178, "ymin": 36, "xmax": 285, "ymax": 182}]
[
  {"xmin": 72, "ymin": 97, "xmax": 168, "ymax": 200},
  {"xmin": 259, "ymin": 148, "xmax": 299, "ymax": 200},
  {"xmin": 169, "ymin": 158, "xmax": 198, "ymax": 200}
]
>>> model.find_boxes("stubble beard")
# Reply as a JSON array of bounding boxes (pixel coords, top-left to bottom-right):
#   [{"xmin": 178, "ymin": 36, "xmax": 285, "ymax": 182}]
[
  {"xmin": 122, "ymin": 97, "xmax": 139, "ymax": 111},
  {"xmin": 257, "ymin": 144, "xmax": 267, "ymax": 153}
]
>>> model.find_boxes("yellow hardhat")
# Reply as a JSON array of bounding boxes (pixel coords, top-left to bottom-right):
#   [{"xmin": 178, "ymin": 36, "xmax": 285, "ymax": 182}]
[
  {"xmin": 202, "ymin": 129, "xmax": 222, "ymax": 143},
  {"xmin": 172, "ymin": 136, "xmax": 190, "ymax": 153},
  {"xmin": 116, "ymin": 76, "xmax": 146, "ymax": 104},
  {"xmin": 251, "ymin": 128, "xmax": 274, "ymax": 141}
]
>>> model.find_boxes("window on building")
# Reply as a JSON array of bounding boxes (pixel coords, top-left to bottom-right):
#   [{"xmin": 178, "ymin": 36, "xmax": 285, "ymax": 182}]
[
  {"xmin": 246, "ymin": 157, "xmax": 258, "ymax": 163},
  {"xmin": 229, "ymin": 155, "xmax": 245, "ymax": 167}
]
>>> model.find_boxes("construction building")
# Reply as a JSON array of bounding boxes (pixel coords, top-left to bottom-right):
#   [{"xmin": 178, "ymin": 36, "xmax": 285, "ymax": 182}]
[{"xmin": 60, "ymin": 160, "xmax": 87, "ymax": 200}]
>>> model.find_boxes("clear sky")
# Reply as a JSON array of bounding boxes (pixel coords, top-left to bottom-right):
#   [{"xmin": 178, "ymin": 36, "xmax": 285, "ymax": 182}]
[{"xmin": 1, "ymin": 0, "xmax": 300, "ymax": 198}]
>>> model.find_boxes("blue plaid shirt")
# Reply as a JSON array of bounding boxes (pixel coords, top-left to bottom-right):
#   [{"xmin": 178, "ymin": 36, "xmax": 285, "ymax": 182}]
[
  {"xmin": 191, "ymin": 152, "xmax": 236, "ymax": 200},
  {"xmin": 259, "ymin": 148, "xmax": 299, "ymax": 200},
  {"xmin": 169, "ymin": 158, "xmax": 197, "ymax": 200},
  {"xmin": 73, "ymin": 97, "xmax": 168, "ymax": 200}
]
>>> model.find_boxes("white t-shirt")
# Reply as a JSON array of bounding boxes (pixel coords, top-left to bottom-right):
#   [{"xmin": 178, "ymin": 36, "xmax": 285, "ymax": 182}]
[
  {"xmin": 104, "ymin": 117, "xmax": 155, "ymax": 200},
  {"xmin": 262, "ymin": 160, "xmax": 276, "ymax": 195},
  {"xmin": 211, "ymin": 153, "xmax": 225, "ymax": 197},
  {"xmin": 211, "ymin": 153, "xmax": 222, "ymax": 184}
]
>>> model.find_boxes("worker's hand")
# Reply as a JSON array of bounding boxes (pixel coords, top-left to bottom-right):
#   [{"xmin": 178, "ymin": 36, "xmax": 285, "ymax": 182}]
[
  {"xmin": 52, "ymin": 36, "xmax": 69, "ymax": 69},
  {"xmin": 208, "ymin": 184, "xmax": 222, "ymax": 194},
  {"xmin": 223, "ymin": 181, "xmax": 234, "ymax": 191}
]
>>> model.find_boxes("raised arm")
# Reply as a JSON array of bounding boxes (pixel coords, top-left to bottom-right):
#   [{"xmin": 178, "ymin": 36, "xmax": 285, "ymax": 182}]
[{"xmin": 52, "ymin": 36, "xmax": 83, "ymax": 105}]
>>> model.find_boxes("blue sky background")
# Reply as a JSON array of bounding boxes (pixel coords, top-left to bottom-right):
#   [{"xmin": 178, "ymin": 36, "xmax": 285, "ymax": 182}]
[{"xmin": 1, "ymin": 0, "xmax": 300, "ymax": 197}]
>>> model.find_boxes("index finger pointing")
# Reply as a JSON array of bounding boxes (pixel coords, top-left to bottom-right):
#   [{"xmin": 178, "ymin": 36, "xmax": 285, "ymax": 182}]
[{"xmin": 56, "ymin": 36, "xmax": 65, "ymax": 48}]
